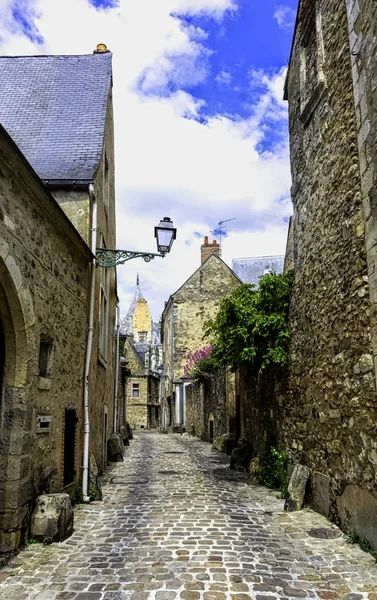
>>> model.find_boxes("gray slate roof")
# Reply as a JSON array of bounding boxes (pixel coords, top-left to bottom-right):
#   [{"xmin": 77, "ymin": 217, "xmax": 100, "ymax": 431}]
[
  {"xmin": 134, "ymin": 343, "xmax": 149, "ymax": 364},
  {"xmin": 232, "ymin": 255, "xmax": 284, "ymax": 286},
  {"xmin": 0, "ymin": 53, "xmax": 112, "ymax": 181}
]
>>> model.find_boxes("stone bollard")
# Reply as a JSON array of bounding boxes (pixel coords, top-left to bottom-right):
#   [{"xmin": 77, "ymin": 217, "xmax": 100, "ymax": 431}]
[
  {"xmin": 30, "ymin": 494, "xmax": 73, "ymax": 542},
  {"xmin": 119, "ymin": 425, "xmax": 130, "ymax": 447},
  {"xmin": 284, "ymin": 464, "xmax": 310, "ymax": 511},
  {"xmin": 107, "ymin": 433, "xmax": 124, "ymax": 462}
]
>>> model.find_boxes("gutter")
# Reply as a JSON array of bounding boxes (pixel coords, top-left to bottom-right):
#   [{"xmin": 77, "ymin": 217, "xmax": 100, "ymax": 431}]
[
  {"xmin": 43, "ymin": 179, "xmax": 94, "ymax": 189},
  {"xmin": 82, "ymin": 183, "xmax": 97, "ymax": 502}
]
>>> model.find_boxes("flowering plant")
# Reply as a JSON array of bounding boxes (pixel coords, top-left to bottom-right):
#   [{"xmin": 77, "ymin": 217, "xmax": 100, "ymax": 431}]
[{"xmin": 183, "ymin": 345, "xmax": 216, "ymax": 382}]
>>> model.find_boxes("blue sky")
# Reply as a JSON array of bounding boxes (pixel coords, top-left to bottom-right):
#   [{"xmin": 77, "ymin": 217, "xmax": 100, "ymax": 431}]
[
  {"xmin": 0, "ymin": 0, "xmax": 297, "ymax": 320},
  {"xmin": 176, "ymin": 0, "xmax": 297, "ymax": 119}
]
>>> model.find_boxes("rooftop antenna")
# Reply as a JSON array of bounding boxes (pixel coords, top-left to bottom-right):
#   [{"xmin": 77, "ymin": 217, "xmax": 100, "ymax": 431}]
[{"xmin": 210, "ymin": 218, "xmax": 236, "ymax": 251}]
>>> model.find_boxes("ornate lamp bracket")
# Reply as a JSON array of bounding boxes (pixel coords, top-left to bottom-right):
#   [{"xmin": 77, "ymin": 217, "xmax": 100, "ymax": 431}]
[{"xmin": 96, "ymin": 248, "xmax": 166, "ymax": 268}]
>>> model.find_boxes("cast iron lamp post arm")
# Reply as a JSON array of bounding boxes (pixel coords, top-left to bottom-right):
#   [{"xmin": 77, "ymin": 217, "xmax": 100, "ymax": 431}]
[{"xmin": 96, "ymin": 248, "xmax": 166, "ymax": 268}]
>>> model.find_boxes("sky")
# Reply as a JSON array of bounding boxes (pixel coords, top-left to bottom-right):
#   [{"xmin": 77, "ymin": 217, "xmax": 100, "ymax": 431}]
[{"xmin": 0, "ymin": 0, "xmax": 298, "ymax": 322}]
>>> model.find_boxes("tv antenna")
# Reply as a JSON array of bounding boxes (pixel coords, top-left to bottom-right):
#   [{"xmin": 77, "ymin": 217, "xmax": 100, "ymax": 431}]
[{"xmin": 210, "ymin": 218, "xmax": 236, "ymax": 250}]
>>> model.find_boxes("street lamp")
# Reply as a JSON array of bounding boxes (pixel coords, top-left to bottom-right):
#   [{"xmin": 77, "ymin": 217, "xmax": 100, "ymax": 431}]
[
  {"xmin": 96, "ymin": 217, "xmax": 177, "ymax": 267},
  {"xmin": 155, "ymin": 217, "xmax": 177, "ymax": 255}
]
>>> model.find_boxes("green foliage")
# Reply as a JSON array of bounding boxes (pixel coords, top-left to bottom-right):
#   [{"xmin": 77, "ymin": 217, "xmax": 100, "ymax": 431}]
[
  {"xmin": 24, "ymin": 536, "xmax": 39, "ymax": 546},
  {"xmin": 259, "ymin": 445, "xmax": 288, "ymax": 496},
  {"xmin": 204, "ymin": 271, "xmax": 294, "ymax": 376},
  {"xmin": 119, "ymin": 337, "xmax": 126, "ymax": 356},
  {"xmin": 346, "ymin": 530, "xmax": 377, "ymax": 561},
  {"xmin": 88, "ymin": 487, "xmax": 97, "ymax": 501},
  {"xmin": 75, "ymin": 486, "xmax": 97, "ymax": 504}
]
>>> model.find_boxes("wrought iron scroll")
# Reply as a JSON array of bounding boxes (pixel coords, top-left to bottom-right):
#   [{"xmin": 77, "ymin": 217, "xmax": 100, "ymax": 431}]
[{"xmin": 96, "ymin": 249, "xmax": 166, "ymax": 268}]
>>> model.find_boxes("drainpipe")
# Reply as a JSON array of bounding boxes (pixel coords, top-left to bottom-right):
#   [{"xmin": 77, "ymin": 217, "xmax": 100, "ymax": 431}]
[
  {"xmin": 82, "ymin": 183, "xmax": 97, "ymax": 502},
  {"xmin": 113, "ymin": 301, "xmax": 120, "ymax": 433}
]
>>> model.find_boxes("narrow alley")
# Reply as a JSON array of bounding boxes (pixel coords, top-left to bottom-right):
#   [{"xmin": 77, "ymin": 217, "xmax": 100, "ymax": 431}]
[{"xmin": 1, "ymin": 433, "xmax": 377, "ymax": 600}]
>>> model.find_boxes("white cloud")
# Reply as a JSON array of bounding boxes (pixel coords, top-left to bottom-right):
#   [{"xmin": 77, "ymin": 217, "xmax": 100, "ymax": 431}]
[
  {"xmin": 273, "ymin": 5, "xmax": 296, "ymax": 31},
  {"xmin": 0, "ymin": 0, "xmax": 291, "ymax": 322},
  {"xmin": 215, "ymin": 70, "xmax": 232, "ymax": 85}
]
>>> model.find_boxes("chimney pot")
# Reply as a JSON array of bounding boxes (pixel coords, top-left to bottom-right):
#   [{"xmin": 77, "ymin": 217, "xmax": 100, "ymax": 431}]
[
  {"xmin": 94, "ymin": 43, "xmax": 110, "ymax": 54},
  {"xmin": 201, "ymin": 237, "xmax": 221, "ymax": 264}
]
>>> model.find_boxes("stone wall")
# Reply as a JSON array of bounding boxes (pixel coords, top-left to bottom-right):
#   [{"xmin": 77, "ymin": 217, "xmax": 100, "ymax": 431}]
[
  {"xmin": 52, "ymin": 92, "xmax": 118, "ymax": 473},
  {"xmin": 185, "ymin": 370, "xmax": 229, "ymax": 442},
  {"xmin": 275, "ymin": 0, "xmax": 377, "ymax": 541},
  {"xmin": 0, "ymin": 126, "xmax": 92, "ymax": 556}
]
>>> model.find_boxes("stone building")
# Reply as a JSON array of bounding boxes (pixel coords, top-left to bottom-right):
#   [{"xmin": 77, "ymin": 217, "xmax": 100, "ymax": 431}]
[
  {"xmin": 281, "ymin": 0, "xmax": 377, "ymax": 544},
  {"xmin": 161, "ymin": 238, "xmax": 241, "ymax": 431},
  {"xmin": 123, "ymin": 338, "xmax": 161, "ymax": 430},
  {"xmin": 0, "ymin": 46, "xmax": 118, "ymax": 558},
  {"xmin": 121, "ymin": 278, "xmax": 162, "ymax": 429}
]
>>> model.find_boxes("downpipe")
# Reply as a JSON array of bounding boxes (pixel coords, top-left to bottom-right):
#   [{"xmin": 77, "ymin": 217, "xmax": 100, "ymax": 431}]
[
  {"xmin": 82, "ymin": 183, "xmax": 97, "ymax": 502},
  {"xmin": 113, "ymin": 301, "xmax": 120, "ymax": 433}
]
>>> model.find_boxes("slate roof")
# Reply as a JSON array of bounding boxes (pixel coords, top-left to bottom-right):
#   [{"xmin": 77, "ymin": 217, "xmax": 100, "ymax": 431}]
[
  {"xmin": 232, "ymin": 255, "xmax": 285, "ymax": 286},
  {"xmin": 134, "ymin": 343, "xmax": 149, "ymax": 364},
  {"xmin": 120, "ymin": 279, "xmax": 145, "ymax": 335},
  {"xmin": 0, "ymin": 53, "xmax": 112, "ymax": 181}
]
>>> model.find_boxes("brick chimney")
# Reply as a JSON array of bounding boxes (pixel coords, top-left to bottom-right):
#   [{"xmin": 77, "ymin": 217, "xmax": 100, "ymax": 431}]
[{"xmin": 201, "ymin": 236, "xmax": 221, "ymax": 264}]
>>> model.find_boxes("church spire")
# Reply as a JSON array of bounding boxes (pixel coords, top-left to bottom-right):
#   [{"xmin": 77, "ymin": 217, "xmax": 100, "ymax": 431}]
[{"xmin": 137, "ymin": 273, "xmax": 139, "ymax": 286}]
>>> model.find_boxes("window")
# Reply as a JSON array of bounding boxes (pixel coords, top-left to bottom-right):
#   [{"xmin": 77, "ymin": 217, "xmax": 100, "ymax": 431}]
[
  {"xmin": 38, "ymin": 338, "xmax": 54, "ymax": 378},
  {"xmin": 132, "ymin": 383, "xmax": 139, "ymax": 398},
  {"xmin": 99, "ymin": 237, "xmax": 110, "ymax": 362},
  {"xmin": 299, "ymin": 3, "xmax": 326, "ymax": 125}
]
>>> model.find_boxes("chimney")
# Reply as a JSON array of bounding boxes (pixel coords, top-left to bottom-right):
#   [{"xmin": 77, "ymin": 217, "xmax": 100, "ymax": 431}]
[
  {"xmin": 93, "ymin": 43, "xmax": 111, "ymax": 54},
  {"xmin": 201, "ymin": 236, "xmax": 221, "ymax": 264}
]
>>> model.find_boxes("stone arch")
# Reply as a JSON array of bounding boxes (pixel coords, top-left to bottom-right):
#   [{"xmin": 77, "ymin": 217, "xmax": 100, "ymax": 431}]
[{"xmin": 0, "ymin": 254, "xmax": 34, "ymax": 391}]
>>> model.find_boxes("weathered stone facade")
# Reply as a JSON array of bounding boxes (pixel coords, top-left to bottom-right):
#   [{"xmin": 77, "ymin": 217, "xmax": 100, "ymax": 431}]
[
  {"xmin": 0, "ymin": 49, "xmax": 118, "ymax": 559},
  {"xmin": 161, "ymin": 243, "xmax": 241, "ymax": 429},
  {"xmin": 279, "ymin": 0, "xmax": 377, "ymax": 542},
  {"xmin": 0, "ymin": 126, "xmax": 92, "ymax": 556},
  {"xmin": 124, "ymin": 338, "xmax": 160, "ymax": 430},
  {"xmin": 185, "ymin": 370, "xmax": 233, "ymax": 442}
]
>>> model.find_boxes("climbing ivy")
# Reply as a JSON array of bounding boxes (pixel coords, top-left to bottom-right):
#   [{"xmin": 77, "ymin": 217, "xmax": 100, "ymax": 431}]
[{"xmin": 204, "ymin": 270, "xmax": 294, "ymax": 376}]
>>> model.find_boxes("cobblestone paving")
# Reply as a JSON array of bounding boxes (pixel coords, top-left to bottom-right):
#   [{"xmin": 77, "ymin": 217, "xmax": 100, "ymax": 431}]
[{"xmin": 1, "ymin": 432, "xmax": 377, "ymax": 600}]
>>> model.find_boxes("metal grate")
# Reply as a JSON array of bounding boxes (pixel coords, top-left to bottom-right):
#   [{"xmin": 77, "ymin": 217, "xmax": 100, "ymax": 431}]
[{"xmin": 308, "ymin": 528, "xmax": 342, "ymax": 539}]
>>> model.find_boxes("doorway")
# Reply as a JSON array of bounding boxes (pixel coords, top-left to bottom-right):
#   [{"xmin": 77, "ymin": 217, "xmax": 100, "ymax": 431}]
[{"xmin": 63, "ymin": 409, "xmax": 76, "ymax": 487}]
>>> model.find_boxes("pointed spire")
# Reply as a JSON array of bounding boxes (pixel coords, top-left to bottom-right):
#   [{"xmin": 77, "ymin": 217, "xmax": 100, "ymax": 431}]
[{"xmin": 137, "ymin": 273, "xmax": 139, "ymax": 286}]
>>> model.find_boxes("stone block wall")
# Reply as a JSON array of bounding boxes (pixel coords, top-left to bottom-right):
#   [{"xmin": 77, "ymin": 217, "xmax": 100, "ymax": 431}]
[
  {"xmin": 185, "ymin": 370, "xmax": 228, "ymax": 442},
  {"xmin": 127, "ymin": 376, "xmax": 148, "ymax": 430},
  {"xmin": 0, "ymin": 126, "xmax": 92, "ymax": 557},
  {"xmin": 239, "ymin": 0, "xmax": 377, "ymax": 543}
]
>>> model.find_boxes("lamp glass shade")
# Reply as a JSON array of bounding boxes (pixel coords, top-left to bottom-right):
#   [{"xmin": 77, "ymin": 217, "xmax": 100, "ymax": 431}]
[{"xmin": 155, "ymin": 217, "xmax": 176, "ymax": 254}]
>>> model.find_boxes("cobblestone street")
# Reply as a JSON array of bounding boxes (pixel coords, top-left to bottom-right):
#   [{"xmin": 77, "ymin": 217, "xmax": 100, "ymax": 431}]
[{"xmin": 1, "ymin": 432, "xmax": 377, "ymax": 600}]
